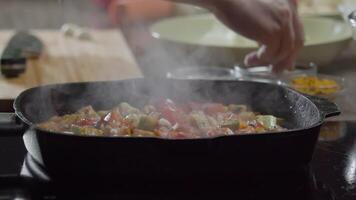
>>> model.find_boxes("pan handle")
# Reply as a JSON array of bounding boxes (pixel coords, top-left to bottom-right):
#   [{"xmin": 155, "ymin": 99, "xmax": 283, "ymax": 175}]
[
  {"xmin": 0, "ymin": 112, "xmax": 26, "ymax": 137},
  {"xmin": 304, "ymin": 95, "xmax": 341, "ymax": 118}
]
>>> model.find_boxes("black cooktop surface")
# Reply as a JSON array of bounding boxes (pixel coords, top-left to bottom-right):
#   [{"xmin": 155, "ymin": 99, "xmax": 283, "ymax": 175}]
[{"xmin": 0, "ymin": 121, "xmax": 355, "ymax": 200}]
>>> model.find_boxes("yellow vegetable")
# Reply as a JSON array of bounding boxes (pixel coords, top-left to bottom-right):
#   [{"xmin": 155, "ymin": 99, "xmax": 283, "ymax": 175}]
[{"xmin": 290, "ymin": 76, "xmax": 340, "ymax": 95}]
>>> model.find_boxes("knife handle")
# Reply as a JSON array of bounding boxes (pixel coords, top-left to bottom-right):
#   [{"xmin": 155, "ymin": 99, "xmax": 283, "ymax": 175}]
[{"xmin": 1, "ymin": 31, "xmax": 43, "ymax": 78}]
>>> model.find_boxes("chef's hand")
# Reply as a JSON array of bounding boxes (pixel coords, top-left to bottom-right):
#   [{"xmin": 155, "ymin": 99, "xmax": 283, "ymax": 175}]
[{"xmin": 174, "ymin": 0, "xmax": 305, "ymax": 73}]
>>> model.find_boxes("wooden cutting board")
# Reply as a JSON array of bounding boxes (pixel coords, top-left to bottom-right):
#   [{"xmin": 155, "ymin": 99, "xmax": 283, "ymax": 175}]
[{"xmin": 0, "ymin": 30, "xmax": 142, "ymax": 99}]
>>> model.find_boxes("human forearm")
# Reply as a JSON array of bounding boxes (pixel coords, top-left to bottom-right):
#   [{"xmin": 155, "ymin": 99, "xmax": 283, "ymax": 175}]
[{"xmin": 165, "ymin": 0, "xmax": 214, "ymax": 8}]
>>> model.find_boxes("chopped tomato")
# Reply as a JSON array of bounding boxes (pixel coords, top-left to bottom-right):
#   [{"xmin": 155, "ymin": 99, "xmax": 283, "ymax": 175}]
[
  {"xmin": 160, "ymin": 107, "xmax": 178, "ymax": 123},
  {"xmin": 39, "ymin": 98, "xmax": 286, "ymax": 138},
  {"xmin": 203, "ymin": 103, "xmax": 227, "ymax": 115},
  {"xmin": 76, "ymin": 118, "xmax": 97, "ymax": 126},
  {"xmin": 155, "ymin": 99, "xmax": 186, "ymax": 124},
  {"xmin": 255, "ymin": 121, "xmax": 265, "ymax": 128},
  {"xmin": 254, "ymin": 121, "xmax": 266, "ymax": 132}
]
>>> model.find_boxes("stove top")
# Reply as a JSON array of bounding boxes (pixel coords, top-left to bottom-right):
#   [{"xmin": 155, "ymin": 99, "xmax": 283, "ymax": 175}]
[{"xmin": 0, "ymin": 121, "xmax": 355, "ymax": 200}]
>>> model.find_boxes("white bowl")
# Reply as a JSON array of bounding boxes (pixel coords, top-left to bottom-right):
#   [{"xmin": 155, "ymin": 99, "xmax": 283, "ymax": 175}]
[{"xmin": 151, "ymin": 14, "xmax": 352, "ymax": 66}]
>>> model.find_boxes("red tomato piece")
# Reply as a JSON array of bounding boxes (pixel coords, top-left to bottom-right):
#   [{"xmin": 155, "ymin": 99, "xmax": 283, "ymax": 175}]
[
  {"xmin": 156, "ymin": 99, "xmax": 186, "ymax": 124},
  {"xmin": 76, "ymin": 118, "xmax": 97, "ymax": 126},
  {"xmin": 160, "ymin": 107, "xmax": 178, "ymax": 123}
]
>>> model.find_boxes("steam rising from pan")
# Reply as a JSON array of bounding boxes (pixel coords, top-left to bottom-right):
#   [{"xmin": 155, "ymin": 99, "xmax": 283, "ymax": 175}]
[
  {"xmin": 18, "ymin": 80, "xmax": 320, "ymax": 131},
  {"xmin": 28, "ymin": 1, "xmax": 293, "ymax": 128}
]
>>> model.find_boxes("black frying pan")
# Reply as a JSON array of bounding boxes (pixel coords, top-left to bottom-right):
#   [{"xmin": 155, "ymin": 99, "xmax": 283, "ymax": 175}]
[{"xmin": 0, "ymin": 79, "xmax": 340, "ymax": 181}]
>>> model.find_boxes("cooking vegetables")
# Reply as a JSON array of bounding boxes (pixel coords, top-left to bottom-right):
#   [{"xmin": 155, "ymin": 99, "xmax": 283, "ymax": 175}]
[
  {"xmin": 221, "ymin": 120, "xmax": 240, "ymax": 130},
  {"xmin": 137, "ymin": 116, "xmax": 158, "ymax": 131},
  {"xmin": 38, "ymin": 99, "xmax": 286, "ymax": 139},
  {"xmin": 256, "ymin": 115, "xmax": 277, "ymax": 131}
]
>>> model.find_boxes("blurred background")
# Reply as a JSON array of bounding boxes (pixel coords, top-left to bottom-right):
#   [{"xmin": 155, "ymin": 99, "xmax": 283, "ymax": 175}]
[
  {"xmin": 0, "ymin": 0, "xmax": 355, "ymax": 119},
  {"xmin": 1, "ymin": 2, "xmax": 356, "ymax": 199}
]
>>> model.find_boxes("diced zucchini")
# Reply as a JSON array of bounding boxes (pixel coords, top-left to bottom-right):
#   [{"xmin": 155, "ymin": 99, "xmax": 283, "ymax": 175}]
[
  {"xmin": 71, "ymin": 125, "xmax": 81, "ymax": 134},
  {"xmin": 228, "ymin": 104, "xmax": 247, "ymax": 113},
  {"xmin": 158, "ymin": 118, "xmax": 172, "ymax": 128},
  {"xmin": 148, "ymin": 112, "xmax": 161, "ymax": 119},
  {"xmin": 256, "ymin": 115, "xmax": 277, "ymax": 130},
  {"xmin": 221, "ymin": 120, "xmax": 240, "ymax": 130},
  {"xmin": 137, "ymin": 116, "xmax": 158, "ymax": 131},
  {"xmin": 125, "ymin": 114, "xmax": 141, "ymax": 127},
  {"xmin": 119, "ymin": 102, "xmax": 140, "ymax": 117},
  {"xmin": 143, "ymin": 105, "xmax": 156, "ymax": 114},
  {"xmin": 108, "ymin": 126, "xmax": 132, "ymax": 136},
  {"xmin": 190, "ymin": 111, "xmax": 211, "ymax": 130},
  {"xmin": 77, "ymin": 106, "xmax": 100, "ymax": 121},
  {"xmin": 207, "ymin": 116, "xmax": 218, "ymax": 127}
]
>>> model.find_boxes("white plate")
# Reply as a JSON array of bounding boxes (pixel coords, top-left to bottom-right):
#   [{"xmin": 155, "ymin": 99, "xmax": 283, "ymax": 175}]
[{"xmin": 151, "ymin": 14, "xmax": 352, "ymax": 66}]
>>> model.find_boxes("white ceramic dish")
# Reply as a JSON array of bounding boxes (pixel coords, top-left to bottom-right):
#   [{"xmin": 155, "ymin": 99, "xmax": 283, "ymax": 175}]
[
  {"xmin": 299, "ymin": 0, "xmax": 342, "ymax": 18},
  {"xmin": 151, "ymin": 14, "xmax": 352, "ymax": 66}
]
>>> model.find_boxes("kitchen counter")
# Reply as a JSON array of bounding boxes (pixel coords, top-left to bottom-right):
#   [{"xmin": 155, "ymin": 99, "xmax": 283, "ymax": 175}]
[{"xmin": 0, "ymin": 30, "xmax": 143, "ymax": 99}]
